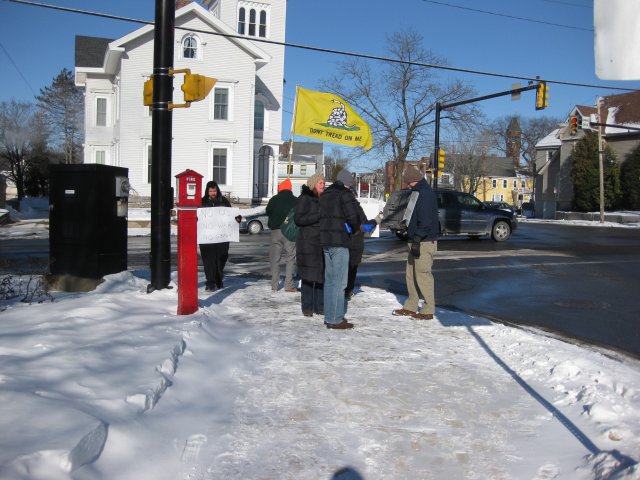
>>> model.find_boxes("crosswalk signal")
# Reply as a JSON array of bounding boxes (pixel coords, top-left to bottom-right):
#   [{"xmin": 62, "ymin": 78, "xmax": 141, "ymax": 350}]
[
  {"xmin": 535, "ymin": 82, "xmax": 549, "ymax": 110},
  {"xmin": 181, "ymin": 74, "xmax": 217, "ymax": 103},
  {"xmin": 570, "ymin": 116, "xmax": 578, "ymax": 135},
  {"xmin": 438, "ymin": 149, "xmax": 446, "ymax": 170}
]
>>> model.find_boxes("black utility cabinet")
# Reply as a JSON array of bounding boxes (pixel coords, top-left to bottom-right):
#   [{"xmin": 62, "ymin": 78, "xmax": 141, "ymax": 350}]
[{"xmin": 49, "ymin": 164, "xmax": 129, "ymax": 279}]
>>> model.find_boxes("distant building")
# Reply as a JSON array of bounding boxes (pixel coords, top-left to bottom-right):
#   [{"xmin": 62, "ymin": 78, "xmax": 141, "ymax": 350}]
[
  {"xmin": 278, "ymin": 141, "xmax": 324, "ymax": 196},
  {"xmin": 74, "ymin": 0, "xmax": 287, "ymax": 204},
  {"xmin": 534, "ymin": 90, "xmax": 640, "ymax": 218}
]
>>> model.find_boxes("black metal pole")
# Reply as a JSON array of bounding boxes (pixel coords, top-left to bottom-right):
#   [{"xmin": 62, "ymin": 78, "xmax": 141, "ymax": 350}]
[
  {"xmin": 433, "ymin": 103, "xmax": 441, "ymax": 190},
  {"xmin": 148, "ymin": 0, "xmax": 175, "ymax": 293}
]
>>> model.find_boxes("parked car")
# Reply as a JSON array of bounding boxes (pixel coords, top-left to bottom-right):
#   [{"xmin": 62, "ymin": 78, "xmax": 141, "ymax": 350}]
[
  {"xmin": 239, "ymin": 212, "xmax": 270, "ymax": 234},
  {"xmin": 484, "ymin": 201, "xmax": 517, "ymax": 215},
  {"xmin": 382, "ymin": 189, "xmax": 518, "ymax": 242}
]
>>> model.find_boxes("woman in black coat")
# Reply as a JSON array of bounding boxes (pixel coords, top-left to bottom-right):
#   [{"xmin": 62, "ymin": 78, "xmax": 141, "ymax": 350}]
[
  {"xmin": 294, "ymin": 173, "xmax": 326, "ymax": 316},
  {"xmin": 200, "ymin": 180, "xmax": 232, "ymax": 291}
]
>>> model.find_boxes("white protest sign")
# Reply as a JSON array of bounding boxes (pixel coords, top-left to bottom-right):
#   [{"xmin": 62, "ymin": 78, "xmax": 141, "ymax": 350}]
[
  {"xmin": 359, "ymin": 198, "xmax": 384, "ymax": 238},
  {"xmin": 197, "ymin": 207, "xmax": 240, "ymax": 244}
]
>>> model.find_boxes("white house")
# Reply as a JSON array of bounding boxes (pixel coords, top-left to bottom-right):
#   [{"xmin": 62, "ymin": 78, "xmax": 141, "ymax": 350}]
[{"xmin": 74, "ymin": 0, "xmax": 286, "ymax": 204}]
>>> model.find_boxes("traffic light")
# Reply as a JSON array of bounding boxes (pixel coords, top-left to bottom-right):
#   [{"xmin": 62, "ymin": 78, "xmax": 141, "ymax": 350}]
[
  {"xmin": 143, "ymin": 77, "xmax": 154, "ymax": 107},
  {"xmin": 181, "ymin": 74, "xmax": 217, "ymax": 103},
  {"xmin": 438, "ymin": 149, "xmax": 446, "ymax": 170},
  {"xmin": 570, "ymin": 116, "xmax": 578, "ymax": 135},
  {"xmin": 535, "ymin": 82, "xmax": 549, "ymax": 110}
]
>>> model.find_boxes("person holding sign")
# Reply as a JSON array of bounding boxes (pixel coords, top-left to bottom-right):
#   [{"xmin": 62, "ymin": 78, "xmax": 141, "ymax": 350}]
[{"xmin": 199, "ymin": 180, "xmax": 240, "ymax": 291}]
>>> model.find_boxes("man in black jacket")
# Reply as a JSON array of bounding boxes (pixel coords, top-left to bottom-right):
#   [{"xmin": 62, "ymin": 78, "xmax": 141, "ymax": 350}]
[
  {"xmin": 392, "ymin": 166, "xmax": 439, "ymax": 320},
  {"xmin": 319, "ymin": 169, "xmax": 361, "ymax": 329}
]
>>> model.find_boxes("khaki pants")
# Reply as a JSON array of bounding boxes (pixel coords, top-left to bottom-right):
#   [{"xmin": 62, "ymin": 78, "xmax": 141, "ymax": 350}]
[{"xmin": 403, "ymin": 240, "xmax": 437, "ymax": 315}]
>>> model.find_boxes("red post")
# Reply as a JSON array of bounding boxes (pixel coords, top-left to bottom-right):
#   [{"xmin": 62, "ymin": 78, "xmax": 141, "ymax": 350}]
[{"xmin": 175, "ymin": 169, "xmax": 203, "ymax": 315}]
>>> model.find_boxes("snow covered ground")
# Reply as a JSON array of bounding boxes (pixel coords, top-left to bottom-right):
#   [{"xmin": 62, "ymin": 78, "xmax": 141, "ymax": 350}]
[{"xmin": 0, "ymin": 199, "xmax": 639, "ymax": 479}]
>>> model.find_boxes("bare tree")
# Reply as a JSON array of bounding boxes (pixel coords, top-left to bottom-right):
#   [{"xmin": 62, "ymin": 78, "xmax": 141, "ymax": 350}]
[
  {"xmin": 322, "ymin": 30, "xmax": 480, "ymax": 190},
  {"xmin": 36, "ymin": 68, "xmax": 84, "ymax": 164},
  {"xmin": 0, "ymin": 100, "xmax": 49, "ymax": 200},
  {"xmin": 446, "ymin": 136, "xmax": 490, "ymax": 196},
  {"xmin": 482, "ymin": 115, "xmax": 561, "ymax": 172}
]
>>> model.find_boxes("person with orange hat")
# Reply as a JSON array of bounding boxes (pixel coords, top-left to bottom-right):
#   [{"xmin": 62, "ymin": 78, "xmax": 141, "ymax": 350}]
[{"xmin": 266, "ymin": 178, "xmax": 298, "ymax": 292}]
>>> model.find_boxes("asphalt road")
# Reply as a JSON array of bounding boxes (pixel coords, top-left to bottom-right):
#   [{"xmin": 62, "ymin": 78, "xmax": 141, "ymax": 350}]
[
  {"xmin": 2, "ymin": 221, "xmax": 638, "ymax": 358},
  {"xmin": 357, "ymin": 223, "xmax": 640, "ymax": 359}
]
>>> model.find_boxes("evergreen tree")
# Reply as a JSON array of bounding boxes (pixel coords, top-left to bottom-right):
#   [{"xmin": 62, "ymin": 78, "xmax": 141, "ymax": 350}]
[
  {"xmin": 36, "ymin": 68, "xmax": 84, "ymax": 164},
  {"xmin": 621, "ymin": 143, "xmax": 640, "ymax": 209},
  {"xmin": 571, "ymin": 131, "xmax": 621, "ymax": 211}
]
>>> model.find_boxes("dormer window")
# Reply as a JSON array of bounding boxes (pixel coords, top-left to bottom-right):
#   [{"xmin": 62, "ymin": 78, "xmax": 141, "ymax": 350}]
[
  {"xmin": 181, "ymin": 34, "xmax": 201, "ymax": 60},
  {"xmin": 237, "ymin": 2, "xmax": 269, "ymax": 38}
]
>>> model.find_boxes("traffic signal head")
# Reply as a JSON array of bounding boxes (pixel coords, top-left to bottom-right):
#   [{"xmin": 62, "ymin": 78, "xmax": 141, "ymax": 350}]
[
  {"xmin": 570, "ymin": 116, "xmax": 578, "ymax": 135},
  {"xmin": 181, "ymin": 74, "xmax": 217, "ymax": 103},
  {"xmin": 438, "ymin": 149, "xmax": 446, "ymax": 170},
  {"xmin": 143, "ymin": 77, "xmax": 154, "ymax": 107},
  {"xmin": 535, "ymin": 82, "xmax": 549, "ymax": 110}
]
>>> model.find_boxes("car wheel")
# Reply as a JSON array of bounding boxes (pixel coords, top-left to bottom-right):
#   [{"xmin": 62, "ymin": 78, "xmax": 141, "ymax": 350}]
[
  {"xmin": 248, "ymin": 220, "xmax": 262, "ymax": 235},
  {"xmin": 491, "ymin": 220, "xmax": 511, "ymax": 242}
]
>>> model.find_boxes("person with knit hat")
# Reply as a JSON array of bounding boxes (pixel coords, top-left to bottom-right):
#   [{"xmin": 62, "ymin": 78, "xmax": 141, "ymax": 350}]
[
  {"xmin": 318, "ymin": 168, "xmax": 361, "ymax": 330},
  {"xmin": 293, "ymin": 172, "xmax": 326, "ymax": 317},
  {"xmin": 392, "ymin": 165, "xmax": 439, "ymax": 320},
  {"xmin": 266, "ymin": 178, "xmax": 298, "ymax": 292}
]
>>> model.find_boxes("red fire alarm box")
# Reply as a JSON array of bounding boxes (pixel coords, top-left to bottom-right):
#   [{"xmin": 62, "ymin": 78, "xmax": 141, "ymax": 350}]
[{"xmin": 175, "ymin": 169, "xmax": 203, "ymax": 208}]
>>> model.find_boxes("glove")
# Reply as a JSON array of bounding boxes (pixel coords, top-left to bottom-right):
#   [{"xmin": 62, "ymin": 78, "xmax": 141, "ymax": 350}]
[
  {"xmin": 410, "ymin": 241, "xmax": 421, "ymax": 258},
  {"xmin": 235, "ymin": 215, "xmax": 242, "ymax": 223}
]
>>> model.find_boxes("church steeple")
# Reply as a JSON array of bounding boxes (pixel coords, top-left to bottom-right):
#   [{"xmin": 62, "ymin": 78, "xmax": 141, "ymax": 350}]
[{"xmin": 506, "ymin": 117, "xmax": 522, "ymax": 168}]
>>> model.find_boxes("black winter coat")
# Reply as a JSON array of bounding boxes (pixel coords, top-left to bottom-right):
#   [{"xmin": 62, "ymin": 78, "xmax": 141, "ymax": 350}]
[
  {"xmin": 348, "ymin": 200, "xmax": 369, "ymax": 266},
  {"xmin": 294, "ymin": 185, "xmax": 323, "ymax": 283},
  {"xmin": 407, "ymin": 178, "xmax": 439, "ymax": 242},
  {"xmin": 319, "ymin": 181, "xmax": 361, "ymax": 248}
]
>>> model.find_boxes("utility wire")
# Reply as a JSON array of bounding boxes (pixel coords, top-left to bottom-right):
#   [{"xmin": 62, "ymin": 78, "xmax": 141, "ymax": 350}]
[
  {"xmin": 0, "ymin": 40, "xmax": 37, "ymax": 96},
  {"xmin": 4, "ymin": 0, "xmax": 636, "ymax": 93},
  {"xmin": 541, "ymin": 0, "xmax": 591, "ymax": 8},
  {"xmin": 418, "ymin": 0, "xmax": 593, "ymax": 31}
]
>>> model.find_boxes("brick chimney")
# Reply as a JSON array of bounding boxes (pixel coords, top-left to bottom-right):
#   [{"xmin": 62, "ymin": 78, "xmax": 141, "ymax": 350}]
[{"xmin": 176, "ymin": 0, "xmax": 192, "ymax": 9}]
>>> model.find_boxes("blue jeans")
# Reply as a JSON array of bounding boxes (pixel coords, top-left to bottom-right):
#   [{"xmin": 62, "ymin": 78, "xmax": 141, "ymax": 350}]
[{"xmin": 323, "ymin": 247, "xmax": 349, "ymax": 324}]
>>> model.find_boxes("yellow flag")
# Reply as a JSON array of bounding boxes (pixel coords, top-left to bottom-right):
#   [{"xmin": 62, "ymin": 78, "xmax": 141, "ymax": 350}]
[{"xmin": 292, "ymin": 87, "xmax": 372, "ymax": 150}]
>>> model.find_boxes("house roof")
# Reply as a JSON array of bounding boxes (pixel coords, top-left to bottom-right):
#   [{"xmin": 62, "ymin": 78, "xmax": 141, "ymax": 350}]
[
  {"xmin": 292, "ymin": 142, "xmax": 323, "ymax": 156},
  {"xmin": 601, "ymin": 90, "xmax": 640, "ymax": 133},
  {"xmin": 75, "ymin": 2, "xmax": 269, "ymax": 75},
  {"xmin": 536, "ymin": 128, "xmax": 562, "ymax": 148},
  {"xmin": 75, "ymin": 36, "xmax": 113, "ymax": 68}
]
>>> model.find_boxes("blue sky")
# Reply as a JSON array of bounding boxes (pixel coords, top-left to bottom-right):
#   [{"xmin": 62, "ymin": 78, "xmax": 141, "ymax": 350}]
[{"xmin": 2, "ymin": 0, "xmax": 638, "ymax": 154}]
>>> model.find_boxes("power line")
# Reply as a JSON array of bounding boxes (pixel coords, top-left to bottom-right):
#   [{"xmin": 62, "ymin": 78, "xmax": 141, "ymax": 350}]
[
  {"xmin": 0, "ymin": 40, "xmax": 37, "ymax": 96},
  {"xmin": 541, "ymin": 0, "xmax": 591, "ymax": 8},
  {"xmin": 418, "ymin": 0, "xmax": 593, "ymax": 31},
  {"xmin": 5, "ymin": 0, "xmax": 635, "ymax": 94}
]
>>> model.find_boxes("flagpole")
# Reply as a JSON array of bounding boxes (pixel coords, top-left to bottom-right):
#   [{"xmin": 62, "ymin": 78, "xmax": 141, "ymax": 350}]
[{"xmin": 288, "ymin": 85, "xmax": 299, "ymax": 176}]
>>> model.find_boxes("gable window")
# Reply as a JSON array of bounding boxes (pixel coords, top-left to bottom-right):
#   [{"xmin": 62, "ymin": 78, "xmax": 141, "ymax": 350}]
[
  {"xmin": 96, "ymin": 97, "xmax": 108, "ymax": 126},
  {"xmin": 492, "ymin": 179, "xmax": 497, "ymax": 189},
  {"xmin": 300, "ymin": 165, "xmax": 307, "ymax": 176},
  {"xmin": 513, "ymin": 180, "xmax": 517, "ymax": 189},
  {"xmin": 521, "ymin": 180, "xmax": 526, "ymax": 188},
  {"xmin": 181, "ymin": 34, "xmax": 201, "ymax": 60},
  {"xmin": 248, "ymin": 9, "xmax": 256, "ymax": 36},
  {"xmin": 259, "ymin": 10, "xmax": 267, "ymax": 37},
  {"xmin": 237, "ymin": 7, "xmax": 246, "ymax": 34},
  {"xmin": 237, "ymin": 2, "xmax": 269, "ymax": 38},
  {"xmin": 254, "ymin": 100, "xmax": 264, "ymax": 131},
  {"xmin": 502, "ymin": 179, "xmax": 508, "ymax": 189},
  {"xmin": 212, "ymin": 148, "xmax": 227, "ymax": 184}
]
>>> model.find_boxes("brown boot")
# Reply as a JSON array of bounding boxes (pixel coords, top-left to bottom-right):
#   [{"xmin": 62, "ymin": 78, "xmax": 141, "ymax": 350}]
[
  {"xmin": 411, "ymin": 312, "xmax": 434, "ymax": 320},
  {"xmin": 392, "ymin": 308, "xmax": 415, "ymax": 317},
  {"xmin": 325, "ymin": 320, "xmax": 354, "ymax": 329}
]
